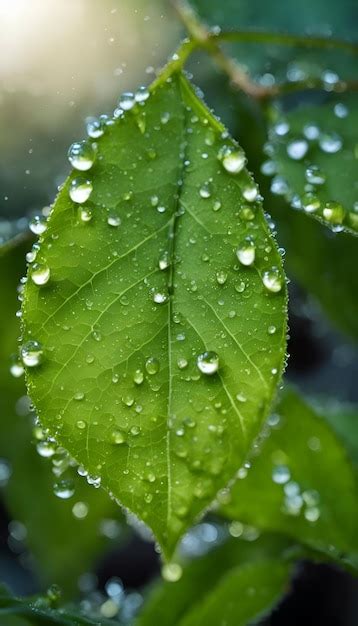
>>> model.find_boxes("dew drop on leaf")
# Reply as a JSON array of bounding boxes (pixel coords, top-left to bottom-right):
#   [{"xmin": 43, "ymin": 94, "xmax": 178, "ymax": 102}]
[
  {"xmin": 161, "ymin": 562, "xmax": 183, "ymax": 582},
  {"xmin": 29, "ymin": 215, "xmax": 47, "ymax": 236},
  {"xmin": 54, "ymin": 479, "xmax": 75, "ymax": 499},
  {"xmin": 262, "ymin": 267, "xmax": 283, "ymax": 293},
  {"xmin": 68, "ymin": 140, "xmax": 97, "ymax": 171},
  {"xmin": 197, "ymin": 351, "xmax": 219, "ymax": 375},
  {"xmin": 236, "ymin": 239, "xmax": 255, "ymax": 266},
  {"xmin": 31, "ymin": 263, "xmax": 50, "ymax": 286},
  {"xmin": 21, "ymin": 340, "xmax": 43, "ymax": 367},
  {"xmin": 69, "ymin": 178, "xmax": 93, "ymax": 204}
]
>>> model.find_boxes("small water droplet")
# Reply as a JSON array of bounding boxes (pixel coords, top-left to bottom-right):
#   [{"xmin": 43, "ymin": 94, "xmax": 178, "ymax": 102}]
[
  {"xmin": 68, "ymin": 141, "xmax": 96, "ymax": 171},
  {"xmin": 111, "ymin": 429, "xmax": 126, "ymax": 444},
  {"xmin": 76, "ymin": 420, "xmax": 86, "ymax": 430},
  {"xmin": 36, "ymin": 441, "xmax": 56, "ymax": 458},
  {"xmin": 302, "ymin": 192, "xmax": 320, "ymax": 213},
  {"xmin": 158, "ymin": 251, "xmax": 170, "ymax": 270},
  {"xmin": 197, "ymin": 351, "xmax": 219, "ymax": 375},
  {"xmin": 145, "ymin": 357, "xmax": 159, "ymax": 375},
  {"xmin": 153, "ymin": 291, "xmax": 168, "ymax": 304},
  {"xmin": 177, "ymin": 357, "xmax": 188, "ymax": 369},
  {"xmin": 74, "ymin": 391, "xmax": 85, "ymax": 401},
  {"xmin": 21, "ymin": 340, "xmax": 43, "ymax": 367},
  {"xmin": 262, "ymin": 267, "xmax": 283, "ymax": 293},
  {"xmin": 267, "ymin": 325, "xmax": 276, "ymax": 335},
  {"xmin": 69, "ymin": 178, "xmax": 93, "ymax": 204},
  {"xmin": 107, "ymin": 214, "xmax": 121, "ymax": 227},
  {"xmin": 130, "ymin": 425, "xmax": 141, "ymax": 436},
  {"xmin": 133, "ymin": 369, "xmax": 144, "ymax": 385},
  {"xmin": 216, "ymin": 270, "xmax": 227, "ymax": 285},
  {"xmin": 305, "ymin": 164, "xmax": 326, "ymax": 185},
  {"xmin": 79, "ymin": 206, "xmax": 93, "ymax": 222},
  {"xmin": 220, "ymin": 147, "xmax": 246, "ymax": 174},
  {"xmin": 319, "ymin": 132, "xmax": 342, "ymax": 154},
  {"xmin": 135, "ymin": 85, "xmax": 150, "ymax": 103},
  {"xmin": 242, "ymin": 184, "xmax": 258, "ymax": 202},
  {"xmin": 86, "ymin": 117, "xmax": 105, "ymax": 138},
  {"xmin": 272, "ymin": 465, "xmax": 290, "ymax": 484},
  {"xmin": 199, "ymin": 182, "xmax": 212, "ymax": 198},
  {"xmin": 322, "ymin": 201, "xmax": 344, "ymax": 224},
  {"xmin": 10, "ymin": 355, "xmax": 24, "ymax": 378},
  {"xmin": 118, "ymin": 92, "xmax": 135, "ymax": 111},
  {"xmin": 286, "ymin": 138, "xmax": 308, "ymax": 160}
]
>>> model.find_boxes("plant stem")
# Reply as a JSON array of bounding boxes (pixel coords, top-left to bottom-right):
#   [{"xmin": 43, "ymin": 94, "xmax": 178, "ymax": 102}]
[{"xmin": 171, "ymin": 0, "xmax": 358, "ymax": 100}]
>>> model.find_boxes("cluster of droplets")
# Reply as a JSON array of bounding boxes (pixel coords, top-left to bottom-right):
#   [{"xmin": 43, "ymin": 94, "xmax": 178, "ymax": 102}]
[{"xmin": 263, "ymin": 103, "xmax": 356, "ymax": 232}]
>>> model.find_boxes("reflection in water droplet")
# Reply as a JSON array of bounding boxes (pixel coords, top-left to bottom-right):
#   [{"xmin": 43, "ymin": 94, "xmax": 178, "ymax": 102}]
[
  {"xmin": 221, "ymin": 148, "xmax": 246, "ymax": 174},
  {"xmin": 29, "ymin": 215, "xmax": 47, "ymax": 236},
  {"xmin": 199, "ymin": 182, "xmax": 212, "ymax": 199},
  {"xmin": 146, "ymin": 357, "xmax": 159, "ymax": 375},
  {"xmin": 305, "ymin": 165, "xmax": 326, "ymax": 185},
  {"xmin": 107, "ymin": 214, "xmax": 121, "ymax": 227},
  {"xmin": 262, "ymin": 267, "xmax": 283, "ymax": 293},
  {"xmin": 322, "ymin": 201, "xmax": 344, "ymax": 225},
  {"xmin": 135, "ymin": 86, "xmax": 150, "ymax": 103},
  {"xmin": 197, "ymin": 351, "xmax": 219, "ymax": 375},
  {"xmin": 286, "ymin": 138, "xmax": 308, "ymax": 160},
  {"xmin": 79, "ymin": 206, "xmax": 93, "ymax": 223},
  {"xmin": 272, "ymin": 465, "xmax": 290, "ymax": 484},
  {"xmin": 69, "ymin": 178, "xmax": 93, "ymax": 204},
  {"xmin": 68, "ymin": 141, "xmax": 96, "ymax": 171},
  {"xmin": 118, "ymin": 92, "xmax": 135, "ymax": 110},
  {"xmin": 111, "ymin": 430, "xmax": 126, "ymax": 445},
  {"xmin": 216, "ymin": 270, "xmax": 227, "ymax": 285},
  {"xmin": 21, "ymin": 340, "xmax": 43, "ymax": 367},
  {"xmin": 54, "ymin": 479, "xmax": 75, "ymax": 499},
  {"xmin": 31, "ymin": 263, "xmax": 50, "ymax": 286},
  {"xmin": 319, "ymin": 132, "xmax": 342, "ymax": 154}
]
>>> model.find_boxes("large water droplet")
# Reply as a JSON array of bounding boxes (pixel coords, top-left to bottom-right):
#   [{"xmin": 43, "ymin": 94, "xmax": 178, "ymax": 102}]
[
  {"xmin": 322, "ymin": 201, "xmax": 344, "ymax": 224},
  {"xmin": 29, "ymin": 215, "xmax": 47, "ymax": 236},
  {"xmin": 197, "ymin": 351, "xmax": 219, "ymax": 375},
  {"xmin": 161, "ymin": 563, "xmax": 183, "ymax": 582},
  {"xmin": 31, "ymin": 263, "xmax": 50, "ymax": 286},
  {"xmin": 272, "ymin": 464, "xmax": 290, "ymax": 484},
  {"xmin": 107, "ymin": 214, "xmax": 121, "ymax": 227},
  {"xmin": 21, "ymin": 340, "xmax": 43, "ymax": 367},
  {"xmin": 68, "ymin": 141, "xmax": 96, "ymax": 171},
  {"xmin": 135, "ymin": 85, "xmax": 150, "ymax": 103},
  {"xmin": 36, "ymin": 441, "xmax": 56, "ymax": 458},
  {"xmin": 319, "ymin": 132, "xmax": 342, "ymax": 154},
  {"xmin": 69, "ymin": 178, "xmax": 93, "ymax": 204},
  {"xmin": 236, "ymin": 239, "xmax": 255, "ymax": 266},
  {"xmin": 262, "ymin": 267, "xmax": 283, "ymax": 293},
  {"xmin": 221, "ymin": 148, "xmax": 246, "ymax": 174},
  {"xmin": 54, "ymin": 479, "xmax": 75, "ymax": 499}
]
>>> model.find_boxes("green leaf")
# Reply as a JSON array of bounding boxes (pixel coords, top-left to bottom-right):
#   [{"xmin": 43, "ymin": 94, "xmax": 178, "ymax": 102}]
[
  {"xmin": 0, "ymin": 243, "xmax": 120, "ymax": 595},
  {"xmin": 0, "ymin": 584, "xmax": 115, "ymax": 626},
  {"xmin": 189, "ymin": 0, "xmax": 358, "ymax": 37},
  {"xmin": 219, "ymin": 388, "xmax": 358, "ymax": 568},
  {"xmin": 135, "ymin": 534, "xmax": 293, "ymax": 626},
  {"xmin": 269, "ymin": 201, "xmax": 358, "ymax": 338},
  {"xmin": 267, "ymin": 94, "xmax": 358, "ymax": 235},
  {"xmin": 22, "ymin": 71, "xmax": 287, "ymax": 558}
]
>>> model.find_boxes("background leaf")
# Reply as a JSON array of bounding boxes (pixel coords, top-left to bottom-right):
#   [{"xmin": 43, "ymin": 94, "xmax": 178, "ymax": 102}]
[
  {"xmin": 219, "ymin": 387, "xmax": 358, "ymax": 569},
  {"xmin": 0, "ymin": 243, "xmax": 121, "ymax": 596},
  {"xmin": 267, "ymin": 94, "xmax": 358, "ymax": 235},
  {"xmin": 22, "ymin": 71, "xmax": 287, "ymax": 558},
  {"xmin": 135, "ymin": 534, "xmax": 293, "ymax": 626}
]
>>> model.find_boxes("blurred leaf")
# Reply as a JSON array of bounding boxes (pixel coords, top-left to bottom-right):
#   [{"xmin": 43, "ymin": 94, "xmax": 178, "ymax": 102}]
[
  {"xmin": 220, "ymin": 387, "xmax": 358, "ymax": 570},
  {"xmin": 189, "ymin": 0, "xmax": 358, "ymax": 37},
  {"xmin": 269, "ymin": 201, "xmax": 358, "ymax": 338},
  {"xmin": 135, "ymin": 534, "xmax": 293, "ymax": 626},
  {"xmin": 22, "ymin": 71, "xmax": 287, "ymax": 558},
  {"xmin": 0, "ymin": 243, "xmax": 121, "ymax": 596},
  {"xmin": 0, "ymin": 583, "xmax": 115, "ymax": 626},
  {"xmin": 267, "ymin": 94, "xmax": 358, "ymax": 235}
]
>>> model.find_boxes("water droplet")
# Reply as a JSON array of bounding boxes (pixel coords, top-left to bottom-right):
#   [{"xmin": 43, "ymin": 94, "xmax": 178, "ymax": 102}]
[
  {"xmin": 301, "ymin": 192, "xmax": 320, "ymax": 213},
  {"xmin": 74, "ymin": 391, "xmax": 85, "ymax": 401},
  {"xmin": 273, "ymin": 121, "xmax": 289, "ymax": 136},
  {"xmin": 262, "ymin": 267, "xmax": 283, "ymax": 293},
  {"xmin": 111, "ymin": 430, "xmax": 126, "ymax": 444},
  {"xmin": 31, "ymin": 263, "xmax": 50, "ymax": 286},
  {"xmin": 272, "ymin": 464, "xmax": 290, "ymax": 484},
  {"xmin": 122, "ymin": 394, "xmax": 134, "ymax": 407},
  {"xmin": 86, "ymin": 117, "xmax": 105, "ymax": 138},
  {"xmin": 145, "ymin": 357, "xmax": 159, "ymax": 375},
  {"xmin": 216, "ymin": 270, "xmax": 227, "ymax": 285},
  {"xmin": 319, "ymin": 132, "xmax": 342, "ymax": 154},
  {"xmin": 21, "ymin": 340, "xmax": 43, "ymax": 367},
  {"xmin": 305, "ymin": 164, "xmax": 326, "ymax": 185},
  {"xmin": 213, "ymin": 200, "xmax": 221, "ymax": 212},
  {"xmin": 107, "ymin": 214, "xmax": 121, "ymax": 227},
  {"xmin": 334, "ymin": 103, "xmax": 348, "ymax": 118},
  {"xmin": 236, "ymin": 393, "xmax": 247, "ymax": 403},
  {"xmin": 72, "ymin": 501, "xmax": 89, "ymax": 519},
  {"xmin": 322, "ymin": 201, "xmax": 344, "ymax": 224},
  {"xmin": 54, "ymin": 479, "xmax": 75, "ymax": 499},
  {"xmin": 236, "ymin": 239, "xmax": 255, "ymax": 266},
  {"xmin": 221, "ymin": 148, "xmax": 246, "ymax": 174},
  {"xmin": 242, "ymin": 184, "xmax": 258, "ymax": 202},
  {"xmin": 36, "ymin": 441, "xmax": 56, "ymax": 458},
  {"xmin": 235, "ymin": 281, "xmax": 246, "ymax": 293},
  {"xmin": 133, "ymin": 369, "xmax": 144, "ymax": 385},
  {"xmin": 304, "ymin": 506, "xmax": 320, "ymax": 522},
  {"xmin": 68, "ymin": 141, "xmax": 96, "ymax": 171},
  {"xmin": 153, "ymin": 291, "xmax": 168, "ymax": 304},
  {"xmin": 199, "ymin": 182, "xmax": 212, "ymax": 198},
  {"xmin": 130, "ymin": 425, "xmax": 141, "ymax": 436},
  {"xmin": 29, "ymin": 215, "xmax": 47, "ymax": 236},
  {"xmin": 177, "ymin": 357, "xmax": 188, "ymax": 369},
  {"xmin": 76, "ymin": 420, "xmax": 86, "ymax": 430},
  {"xmin": 158, "ymin": 251, "xmax": 169, "ymax": 270},
  {"xmin": 118, "ymin": 92, "xmax": 135, "ymax": 111},
  {"xmin": 79, "ymin": 206, "xmax": 93, "ymax": 223},
  {"xmin": 161, "ymin": 563, "xmax": 182, "ymax": 582},
  {"xmin": 287, "ymin": 138, "xmax": 308, "ymax": 160},
  {"xmin": 10, "ymin": 355, "xmax": 24, "ymax": 378},
  {"xmin": 267, "ymin": 325, "xmax": 276, "ymax": 335},
  {"xmin": 197, "ymin": 351, "xmax": 219, "ymax": 375},
  {"xmin": 135, "ymin": 85, "xmax": 150, "ymax": 103},
  {"xmin": 161, "ymin": 111, "xmax": 170, "ymax": 124},
  {"xmin": 69, "ymin": 178, "xmax": 93, "ymax": 204}
]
